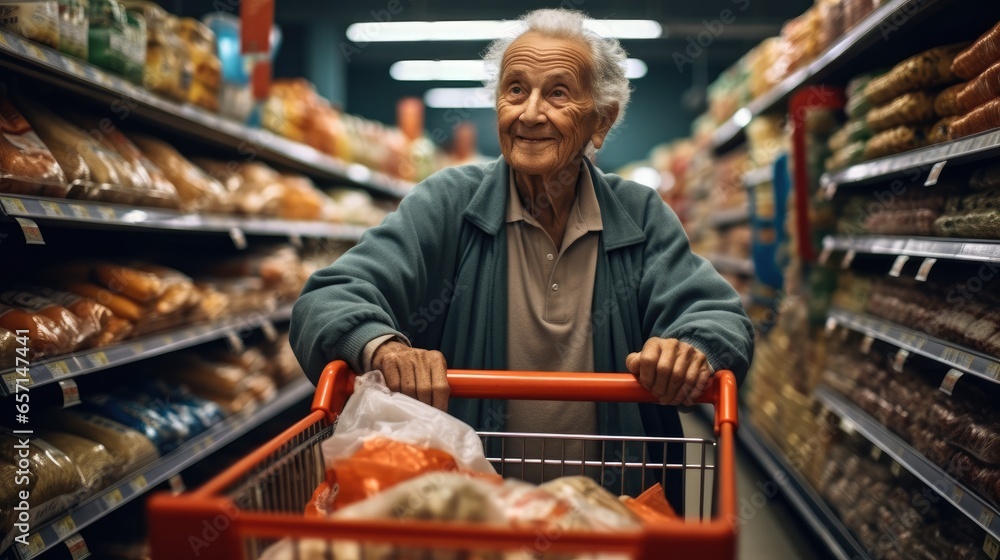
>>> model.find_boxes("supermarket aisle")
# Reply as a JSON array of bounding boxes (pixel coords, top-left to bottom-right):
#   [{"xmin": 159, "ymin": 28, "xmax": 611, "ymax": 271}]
[{"xmin": 680, "ymin": 411, "xmax": 830, "ymax": 560}]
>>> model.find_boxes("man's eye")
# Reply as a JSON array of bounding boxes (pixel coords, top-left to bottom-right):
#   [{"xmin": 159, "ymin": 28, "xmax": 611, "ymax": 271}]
[
  {"xmin": 552, "ymin": 90, "xmax": 566, "ymax": 97},
  {"xmin": 510, "ymin": 86, "xmax": 523, "ymax": 95}
]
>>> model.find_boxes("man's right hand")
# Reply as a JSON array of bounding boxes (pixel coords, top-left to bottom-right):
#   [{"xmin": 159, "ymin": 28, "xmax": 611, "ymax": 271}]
[{"xmin": 371, "ymin": 341, "xmax": 450, "ymax": 411}]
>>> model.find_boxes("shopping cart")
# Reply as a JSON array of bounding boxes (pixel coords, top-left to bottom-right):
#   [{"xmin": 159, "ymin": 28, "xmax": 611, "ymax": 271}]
[{"xmin": 148, "ymin": 361, "xmax": 739, "ymax": 559}]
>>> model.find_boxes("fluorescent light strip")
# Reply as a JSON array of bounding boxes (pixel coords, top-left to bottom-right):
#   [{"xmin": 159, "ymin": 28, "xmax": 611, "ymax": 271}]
[
  {"xmin": 424, "ymin": 87, "xmax": 494, "ymax": 109},
  {"xmin": 346, "ymin": 19, "xmax": 662, "ymax": 42},
  {"xmin": 392, "ymin": 59, "xmax": 648, "ymax": 81}
]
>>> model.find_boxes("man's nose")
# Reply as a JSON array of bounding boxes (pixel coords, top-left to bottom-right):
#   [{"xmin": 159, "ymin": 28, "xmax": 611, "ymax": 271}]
[{"xmin": 519, "ymin": 92, "xmax": 547, "ymax": 125}]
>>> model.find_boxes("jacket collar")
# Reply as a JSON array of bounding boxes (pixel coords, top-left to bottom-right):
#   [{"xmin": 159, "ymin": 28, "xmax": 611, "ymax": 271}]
[{"xmin": 463, "ymin": 156, "xmax": 646, "ymax": 251}]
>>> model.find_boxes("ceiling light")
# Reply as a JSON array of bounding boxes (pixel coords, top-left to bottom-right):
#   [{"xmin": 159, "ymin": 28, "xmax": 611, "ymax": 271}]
[
  {"xmin": 424, "ymin": 87, "xmax": 494, "ymax": 109},
  {"xmin": 630, "ymin": 167, "xmax": 662, "ymax": 190},
  {"xmin": 392, "ymin": 59, "xmax": 649, "ymax": 81},
  {"xmin": 346, "ymin": 20, "xmax": 662, "ymax": 42}
]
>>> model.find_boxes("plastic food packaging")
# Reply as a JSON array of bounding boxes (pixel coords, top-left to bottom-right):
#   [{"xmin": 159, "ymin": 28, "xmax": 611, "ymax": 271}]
[
  {"xmin": 80, "ymin": 392, "xmax": 187, "ymax": 453},
  {"xmin": 538, "ymin": 476, "xmax": 641, "ymax": 529},
  {"xmin": 825, "ymin": 141, "xmax": 867, "ymax": 171},
  {"xmin": 0, "ymin": 299, "xmax": 81, "ymax": 358},
  {"xmin": 63, "ymin": 282, "xmax": 143, "ymax": 322},
  {"xmin": 927, "ymin": 116, "xmax": 958, "ymax": 144},
  {"xmin": 87, "ymin": 0, "xmax": 130, "ymax": 77},
  {"xmin": 129, "ymin": 133, "xmax": 229, "ymax": 212},
  {"xmin": 40, "ymin": 430, "xmax": 115, "ymax": 496},
  {"xmin": 957, "ymin": 60, "xmax": 1000, "ymax": 113},
  {"xmin": 0, "ymin": 432, "xmax": 86, "ymax": 519},
  {"xmin": 0, "ymin": 95, "xmax": 68, "ymax": 196},
  {"xmin": 122, "ymin": 10, "xmax": 145, "ymax": 84},
  {"xmin": 948, "ymin": 420, "xmax": 1000, "ymax": 465},
  {"xmin": 0, "ymin": 289, "xmax": 94, "ymax": 349},
  {"xmin": 177, "ymin": 17, "xmax": 220, "ymax": 111},
  {"xmin": 93, "ymin": 263, "xmax": 164, "ymax": 303},
  {"xmin": 864, "ymin": 44, "xmax": 966, "ymax": 106},
  {"xmin": 949, "ymin": 98, "xmax": 1000, "ymax": 140},
  {"xmin": 0, "ymin": 327, "xmax": 16, "ymax": 369},
  {"xmin": 952, "ymin": 21, "xmax": 1000, "ymax": 80},
  {"xmin": 863, "ymin": 125, "xmax": 927, "ymax": 160},
  {"xmin": 866, "ymin": 90, "xmax": 937, "ymax": 132},
  {"xmin": 619, "ymin": 483, "xmax": 678, "ymax": 523},
  {"xmin": 56, "ymin": 0, "xmax": 88, "ymax": 58},
  {"xmin": 0, "ymin": 0, "xmax": 59, "ymax": 48},
  {"xmin": 828, "ymin": 119, "xmax": 872, "ymax": 152},
  {"xmin": 132, "ymin": 263, "xmax": 196, "ymax": 315},
  {"xmin": 42, "ymin": 409, "xmax": 158, "ymax": 479}
]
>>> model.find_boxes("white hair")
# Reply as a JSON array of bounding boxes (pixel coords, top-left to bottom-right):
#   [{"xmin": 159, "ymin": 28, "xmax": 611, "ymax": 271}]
[{"xmin": 482, "ymin": 9, "xmax": 631, "ymax": 133}]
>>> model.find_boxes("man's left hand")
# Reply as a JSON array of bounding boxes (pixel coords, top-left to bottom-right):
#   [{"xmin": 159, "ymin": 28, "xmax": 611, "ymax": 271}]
[{"xmin": 626, "ymin": 338, "xmax": 713, "ymax": 406}]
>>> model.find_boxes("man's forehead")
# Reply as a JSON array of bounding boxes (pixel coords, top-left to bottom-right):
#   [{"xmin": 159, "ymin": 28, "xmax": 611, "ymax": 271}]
[{"xmin": 501, "ymin": 33, "xmax": 593, "ymax": 75}]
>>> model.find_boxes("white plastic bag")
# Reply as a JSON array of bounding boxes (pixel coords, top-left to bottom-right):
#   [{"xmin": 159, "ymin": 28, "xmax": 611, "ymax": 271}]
[{"xmin": 321, "ymin": 370, "xmax": 496, "ymax": 474}]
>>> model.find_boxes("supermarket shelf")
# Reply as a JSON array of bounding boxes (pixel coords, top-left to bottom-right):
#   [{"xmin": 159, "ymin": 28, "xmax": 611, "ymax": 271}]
[
  {"xmin": 0, "ymin": 305, "xmax": 293, "ymax": 396},
  {"xmin": 743, "ymin": 167, "xmax": 774, "ymax": 188},
  {"xmin": 824, "ymin": 235, "xmax": 1000, "ymax": 263},
  {"xmin": 710, "ymin": 0, "xmax": 942, "ymax": 154},
  {"xmin": 0, "ymin": 28, "xmax": 413, "ymax": 198},
  {"xmin": 708, "ymin": 207, "xmax": 750, "ymax": 228},
  {"xmin": 737, "ymin": 410, "xmax": 870, "ymax": 560},
  {"xmin": 822, "ymin": 128, "xmax": 1000, "ymax": 188},
  {"xmin": 10, "ymin": 377, "xmax": 313, "ymax": 560},
  {"xmin": 815, "ymin": 385, "xmax": 1000, "ymax": 540},
  {"xmin": 708, "ymin": 254, "xmax": 755, "ymax": 276},
  {"xmin": 0, "ymin": 194, "xmax": 368, "ymax": 241},
  {"xmin": 828, "ymin": 308, "xmax": 1000, "ymax": 385}
]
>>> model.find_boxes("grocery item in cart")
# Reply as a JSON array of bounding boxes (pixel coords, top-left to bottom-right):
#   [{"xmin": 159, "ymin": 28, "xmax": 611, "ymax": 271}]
[
  {"xmin": 0, "ymin": 0, "xmax": 59, "ymax": 48},
  {"xmin": 952, "ymin": 20, "xmax": 1000, "ymax": 79},
  {"xmin": 864, "ymin": 44, "xmax": 966, "ymax": 106},
  {"xmin": 0, "ymin": 95, "xmax": 68, "ymax": 196},
  {"xmin": 129, "ymin": 133, "xmax": 230, "ymax": 212}
]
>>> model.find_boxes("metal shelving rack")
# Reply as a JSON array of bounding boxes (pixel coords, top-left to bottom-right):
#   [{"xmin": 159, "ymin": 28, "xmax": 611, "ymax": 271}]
[
  {"xmin": 708, "ymin": 254, "xmax": 755, "ymax": 277},
  {"xmin": 8, "ymin": 378, "xmax": 314, "ymax": 560}
]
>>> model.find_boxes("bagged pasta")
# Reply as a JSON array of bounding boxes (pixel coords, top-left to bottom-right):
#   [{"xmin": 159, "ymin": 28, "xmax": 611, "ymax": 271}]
[
  {"xmin": 864, "ymin": 44, "xmax": 966, "ymax": 106},
  {"xmin": 866, "ymin": 90, "xmax": 937, "ymax": 132},
  {"xmin": 0, "ymin": 432, "xmax": 87, "ymax": 516},
  {"xmin": 39, "ymin": 431, "xmax": 116, "ymax": 496},
  {"xmin": 863, "ymin": 125, "xmax": 928, "ymax": 160},
  {"xmin": 0, "ymin": 95, "xmax": 68, "ymax": 196},
  {"xmin": 952, "ymin": 21, "xmax": 1000, "ymax": 79},
  {"xmin": 42, "ymin": 409, "xmax": 159, "ymax": 479}
]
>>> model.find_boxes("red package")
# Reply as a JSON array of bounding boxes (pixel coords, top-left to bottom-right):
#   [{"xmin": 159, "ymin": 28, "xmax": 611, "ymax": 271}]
[{"xmin": 620, "ymin": 483, "xmax": 678, "ymax": 523}]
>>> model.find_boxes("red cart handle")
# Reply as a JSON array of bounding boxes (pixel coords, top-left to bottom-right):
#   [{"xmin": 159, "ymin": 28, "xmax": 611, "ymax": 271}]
[{"xmin": 312, "ymin": 361, "xmax": 738, "ymax": 435}]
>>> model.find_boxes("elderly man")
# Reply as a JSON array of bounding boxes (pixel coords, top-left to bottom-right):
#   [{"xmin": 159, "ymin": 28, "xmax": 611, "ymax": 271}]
[{"xmin": 290, "ymin": 8, "xmax": 753, "ymax": 504}]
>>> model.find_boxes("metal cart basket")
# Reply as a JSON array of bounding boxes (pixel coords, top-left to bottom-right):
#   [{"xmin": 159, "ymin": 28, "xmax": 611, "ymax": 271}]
[{"xmin": 148, "ymin": 361, "xmax": 740, "ymax": 559}]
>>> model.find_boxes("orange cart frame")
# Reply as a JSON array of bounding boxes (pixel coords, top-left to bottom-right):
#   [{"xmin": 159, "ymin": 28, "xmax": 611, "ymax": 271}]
[{"xmin": 147, "ymin": 361, "xmax": 740, "ymax": 559}]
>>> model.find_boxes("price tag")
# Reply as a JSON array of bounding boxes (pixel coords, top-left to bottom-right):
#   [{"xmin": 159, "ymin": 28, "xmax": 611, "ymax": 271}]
[
  {"xmin": 64, "ymin": 533, "xmax": 90, "ymax": 560},
  {"xmin": 3, "ymin": 372, "xmax": 21, "ymax": 393},
  {"xmin": 161, "ymin": 333, "xmax": 174, "ymax": 345},
  {"xmin": 952, "ymin": 486, "xmax": 965, "ymax": 502},
  {"xmin": 980, "ymin": 508, "xmax": 996, "ymax": 528},
  {"xmin": 915, "ymin": 258, "xmax": 937, "ymax": 282},
  {"xmin": 825, "ymin": 317, "xmax": 838, "ymax": 334},
  {"xmin": 841, "ymin": 249, "xmax": 856, "ymax": 270},
  {"xmin": 824, "ymin": 180, "xmax": 838, "ymax": 200},
  {"xmin": 14, "ymin": 217, "xmax": 44, "ymax": 244},
  {"xmin": 260, "ymin": 319, "xmax": 278, "ymax": 342},
  {"xmin": 23, "ymin": 42, "xmax": 44, "ymax": 61},
  {"xmin": 46, "ymin": 360, "xmax": 71, "ymax": 378},
  {"xmin": 39, "ymin": 201, "xmax": 64, "ymax": 217},
  {"xmin": 15, "ymin": 532, "xmax": 45, "ymax": 557},
  {"xmin": 984, "ymin": 534, "xmax": 1000, "ymax": 560},
  {"xmin": 870, "ymin": 446, "xmax": 882, "ymax": 461},
  {"xmin": 168, "ymin": 474, "xmax": 186, "ymax": 494},
  {"xmin": 0, "ymin": 196, "xmax": 27, "ymax": 214},
  {"xmin": 229, "ymin": 227, "xmax": 248, "ymax": 250},
  {"xmin": 225, "ymin": 330, "xmax": 245, "ymax": 353},
  {"xmin": 893, "ymin": 349, "xmax": 910, "ymax": 373},
  {"xmin": 939, "ymin": 369, "xmax": 964, "ymax": 396},
  {"xmin": 925, "ymin": 161, "xmax": 947, "ymax": 186},
  {"xmin": 129, "ymin": 474, "xmax": 148, "ymax": 493},
  {"xmin": 97, "ymin": 206, "xmax": 117, "ymax": 221},
  {"xmin": 890, "ymin": 461, "xmax": 902, "ymax": 477},
  {"xmin": 889, "ymin": 255, "xmax": 909, "ymax": 278},
  {"xmin": 53, "ymin": 515, "xmax": 77, "ymax": 539},
  {"xmin": 860, "ymin": 335, "xmax": 875, "ymax": 354},
  {"xmin": 987, "ymin": 361, "xmax": 1000, "ymax": 381},
  {"xmin": 59, "ymin": 379, "xmax": 81, "ymax": 408},
  {"xmin": 69, "ymin": 204, "xmax": 92, "ymax": 219},
  {"xmin": 288, "ymin": 232, "xmax": 303, "ymax": 249},
  {"xmin": 102, "ymin": 487, "xmax": 124, "ymax": 509},
  {"xmin": 86, "ymin": 352, "xmax": 109, "ymax": 368},
  {"xmin": 63, "ymin": 58, "xmax": 85, "ymax": 77},
  {"xmin": 818, "ymin": 248, "xmax": 832, "ymax": 266},
  {"xmin": 0, "ymin": 31, "xmax": 9, "ymax": 48}
]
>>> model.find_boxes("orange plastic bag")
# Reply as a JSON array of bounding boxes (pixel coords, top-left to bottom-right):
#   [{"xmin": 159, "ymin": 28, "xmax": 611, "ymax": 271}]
[{"xmin": 620, "ymin": 483, "xmax": 678, "ymax": 523}]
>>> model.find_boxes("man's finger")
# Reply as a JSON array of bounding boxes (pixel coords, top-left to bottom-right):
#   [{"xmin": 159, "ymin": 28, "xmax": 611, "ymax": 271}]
[
  {"xmin": 430, "ymin": 351, "xmax": 450, "ymax": 411},
  {"xmin": 399, "ymin": 359, "xmax": 418, "ymax": 401},
  {"xmin": 638, "ymin": 341, "xmax": 661, "ymax": 392},
  {"xmin": 652, "ymin": 343, "xmax": 675, "ymax": 400},
  {"xmin": 677, "ymin": 354, "xmax": 705, "ymax": 405},
  {"xmin": 625, "ymin": 352, "xmax": 640, "ymax": 373},
  {"xmin": 663, "ymin": 346, "xmax": 692, "ymax": 404},
  {"xmin": 684, "ymin": 364, "xmax": 713, "ymax": 406},
  {"xmin": 415, "ymin": 356, "xmax": 433, "ymax": 405},
  {"xmin": 382, "ymin": 361, "xmax": 401, "ymax": 393}
]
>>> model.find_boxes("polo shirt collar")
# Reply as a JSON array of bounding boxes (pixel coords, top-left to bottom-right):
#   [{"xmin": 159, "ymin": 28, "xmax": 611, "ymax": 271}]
[{"xmin": 504, "ymin": 163, "xmax": 603, "ymax": 233}]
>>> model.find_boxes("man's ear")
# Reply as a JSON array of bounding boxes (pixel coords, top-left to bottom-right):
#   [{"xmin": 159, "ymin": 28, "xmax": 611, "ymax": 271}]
[{"xmin": 590, "ymin": 104, "xmax": 620, "ymax": 151}]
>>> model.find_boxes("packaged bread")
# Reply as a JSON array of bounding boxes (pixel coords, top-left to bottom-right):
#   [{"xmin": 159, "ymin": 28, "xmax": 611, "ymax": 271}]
[
  {"xmin": 128, "ymin": 133, "xmax": 229, "ymax": 212},
  {"xmin": 93, "ymin": 263, "xmax": 165, "ymax": 303},
  {"xmin": 0, "ymin": 1, "xmax": 59, "ymax": 48},
  {"xmin": 67, "ymin": 114, "xmax": 181, "ymax": 209},
  {"xmin": 63, "ymin": 282, "xmax": 144, "ymax": 322},
  {"xmin": 957, "ymin": 60, "xmax": 1000, "ymax": 113},
  {"xmin": 927, "ymin": 116, "xmax": 958, "ymax": 144},
  {"xmin": 0, "ymin": 459, "xmax": 37, "ymax": 509},
  {"xmin": 0, "ymin": 95, "xmax": 68, "ymax": 196},
  {"xmin": 131, "ymin": 264, "xmax": 196, "ymax": 315},
  {"xmin": 185, "ymin": 283, "xmax": 229, "ymax": 322},
  {"xmin": 157, "ymin": 355, "xmax": 253, "ymax": 398},
  {"xmin": 949, "ymin": 98, "xmax": 1000, "ymax": 140},
  {"xmin": 866, "ymin": 91, "xmax": 937, "ymax": 132},
  {"xmin": 0, "ymin": 432, "xmax": 86, "ymax": 511},
  {"xmin": 16, "ymin": 100, "xmax": 146, "ymax": 203},
  {"xmin": 952, "ymin": 21, "xmax": 1000, "ymax": 80},
  {"xmin": 934, "ymin": 82, "xmax": 968, "ymax": 118},
  {"xmin": 825, "ymin": 141, "xmax": 867, "ymax": 171},
  {"xmin": 0, "ymin": 289, "xmax": 94, "ymax": 349},
  {"xmin": 177, "ymin": 17, "xmax": 221, "ymax": 112},
  {"xmin": 864, "ymin": 44, "xmax": 966, "ymax": 106},
  {"xmin": 0, "ymin": 327, "xmax": 16, "ymax": 369},
  {"xmin": 21, "ymin": 285, "xmax": 132, "ymax": 346},
  {"xmin": 43, "ymin": 409, "xmax": 158, "ymax": 479},
  {"xmin": 0, "ymin": 295, "xmax": 84, "ymax": 357},
  {"xmin": 57, "ymin": 0, "xmax": 88, "ymax": 58},
  {"xmin": 40, "ymin": 431, "xmax": 116, "ymax": 495},
  {"xmin": 863, "ymin": 125, "xmax": 927, "ymax": 160}
]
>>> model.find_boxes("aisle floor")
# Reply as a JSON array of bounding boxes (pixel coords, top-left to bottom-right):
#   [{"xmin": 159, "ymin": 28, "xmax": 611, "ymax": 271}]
[{"xmin": 680, "ymin": 411, "xmax": 830, "ymax": 560}]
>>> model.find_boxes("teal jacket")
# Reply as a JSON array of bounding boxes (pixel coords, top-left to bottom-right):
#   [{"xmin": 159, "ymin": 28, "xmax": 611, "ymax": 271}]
[{"xmin": 290, "ymin": 157, "xmax": 753, "ymax": 438}]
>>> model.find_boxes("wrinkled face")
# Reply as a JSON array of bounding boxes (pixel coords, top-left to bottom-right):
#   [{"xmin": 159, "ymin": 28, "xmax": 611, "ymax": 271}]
[{"xmin": 496, "ymin": 32, "xmax": 612, "ymax": 177}]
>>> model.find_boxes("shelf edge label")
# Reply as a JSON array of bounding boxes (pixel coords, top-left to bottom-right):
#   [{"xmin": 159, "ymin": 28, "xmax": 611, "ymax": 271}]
[
  {"xmin": 939, "ymin": 369, "xmax": 964, "ymax": 396},
  {"xmin": 925, "ymin": 161, "xmax": 947, "ymax": 186}
]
